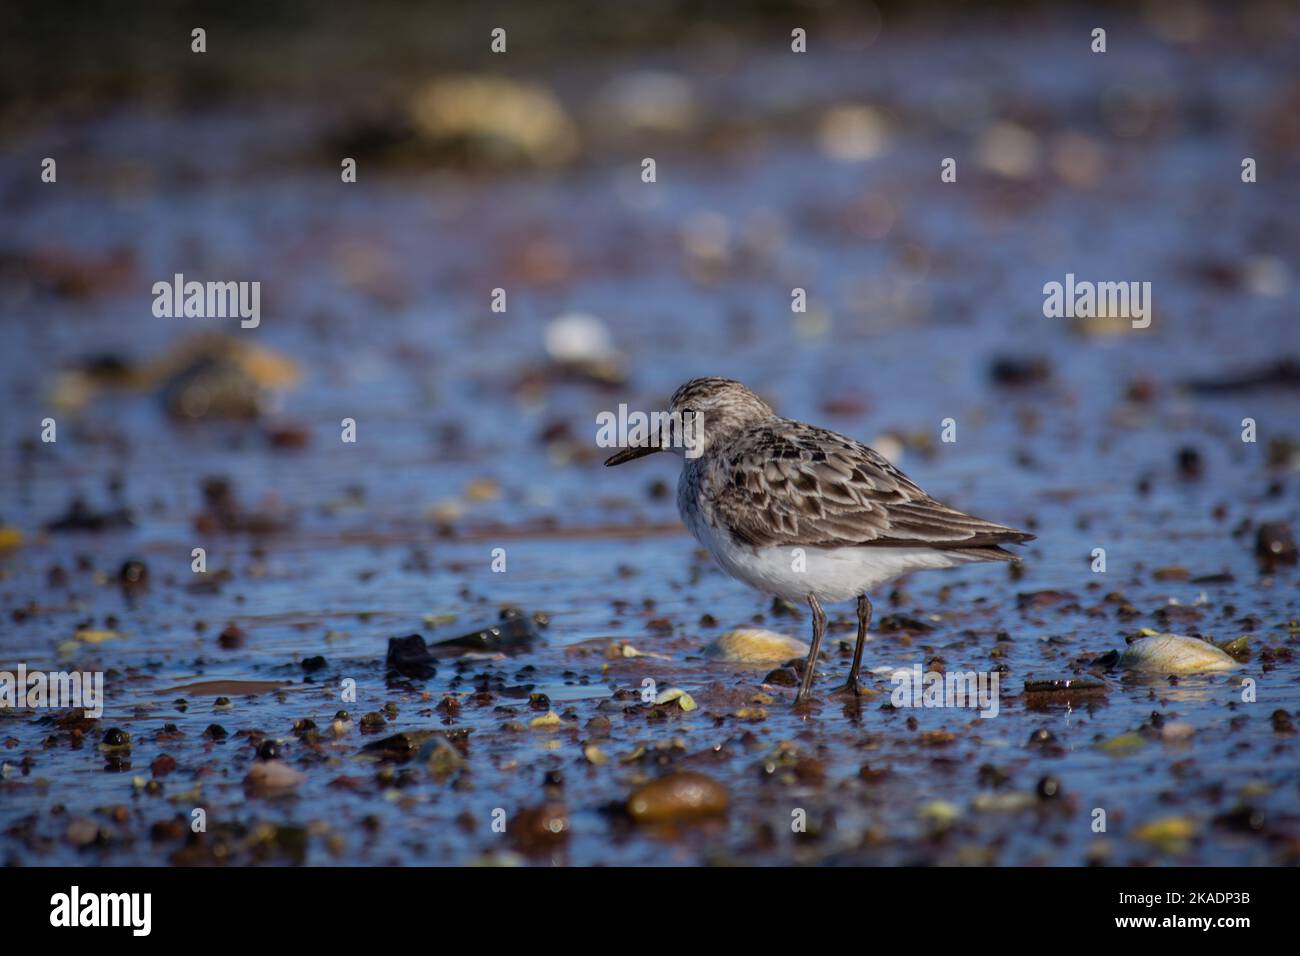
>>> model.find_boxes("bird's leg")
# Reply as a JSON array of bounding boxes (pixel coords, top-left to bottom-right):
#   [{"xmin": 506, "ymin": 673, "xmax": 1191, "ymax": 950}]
[
  {"xmin": 794, "ymin": 594, "xmax": 826, "ymax": 705},
  {"xmin": 839, "ymin": 594, "xmax": 872, "ymax": 696}
]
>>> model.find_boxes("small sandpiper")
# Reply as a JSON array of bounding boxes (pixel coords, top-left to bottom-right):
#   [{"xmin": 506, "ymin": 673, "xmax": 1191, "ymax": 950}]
[{"xmin": 606, "ymin": 377, "xmax": 1034, "ymax": 704}]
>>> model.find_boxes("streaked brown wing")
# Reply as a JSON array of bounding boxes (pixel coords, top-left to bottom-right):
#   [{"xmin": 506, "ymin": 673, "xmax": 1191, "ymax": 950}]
[{"xmin": 705, "ymin": 421, "xmax": 1035, "ymax": 550}]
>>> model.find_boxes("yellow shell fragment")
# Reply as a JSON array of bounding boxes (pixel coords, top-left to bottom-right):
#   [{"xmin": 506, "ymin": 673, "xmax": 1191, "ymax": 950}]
[
  {"xmin": 74, "ymin": 629, "xmax": 119, "ymax": 644},
  {"xmin": 654, "ymin": 688, "xmax": 696, "ymax": 711},
  {"xmin": 529, "ymin": 710, "xmax": 564, "ymax": 729},
  {"xmin": 1132, "ymin": 816, "xmax": 1198, "ymax": 852}
]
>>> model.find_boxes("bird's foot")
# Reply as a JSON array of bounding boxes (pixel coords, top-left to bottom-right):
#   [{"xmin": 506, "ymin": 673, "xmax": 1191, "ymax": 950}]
[{"xmin": 835, "ymin": 679, "xmax": 862, "ymax": 697}]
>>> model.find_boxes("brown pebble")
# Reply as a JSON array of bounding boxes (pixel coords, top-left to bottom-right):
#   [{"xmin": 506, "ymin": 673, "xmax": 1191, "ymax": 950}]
[
  {"xmin": 218, "ymin": 623, "xmax": 247, "ymax": 649},
  {"xmin": 511, "ymin": 802, "xmax": 570, "ymax": 852},
  {"xmin": 627, "ymin": 771, "xmax": 728, "ymax": 823},
  {"xmin": 150, "ymin": 754, "xmax": 177, "ymax": 778},
  {"xmin": 1256, "ymin": 522, "xmax": 1297, "ymax": 567},
  {"xmin": 1271, "ymin": 710, "xmax": 1295, "ymax": 734}
]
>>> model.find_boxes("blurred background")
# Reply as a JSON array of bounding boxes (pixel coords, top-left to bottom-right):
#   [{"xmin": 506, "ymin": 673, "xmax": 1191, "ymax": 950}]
[{"xmin": 0, "ymin": 0, "xmax": 1298, "ymax": 866}]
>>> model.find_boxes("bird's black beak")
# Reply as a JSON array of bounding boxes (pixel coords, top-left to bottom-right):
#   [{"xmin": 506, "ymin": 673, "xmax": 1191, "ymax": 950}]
[{"xmin": 604, "ymin": 444, "xmax": 662, "ymax": 466}]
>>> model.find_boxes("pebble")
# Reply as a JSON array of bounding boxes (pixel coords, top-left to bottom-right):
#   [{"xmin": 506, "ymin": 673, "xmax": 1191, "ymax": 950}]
[
  {"xmin": 918, "ymin": 800, "xmax": 961, "ymax": 829},
  {"xmin": 989, "ymin": 355, "xmax": 1051, "ymax": 386},
  {"xmin": 510, "ymin": 802, "xmax": 570, "ymax": 852},
  {"xmin": 117, "ymin": 559, "xmax": 149, "ymax": 590},
  {"xmin": 1118, "ymin": 633, "xmax": 1238, "ymax": 674},
  {"xmin": 704, "ymin": 628, "xmax": 809, "ymax": 664},
  {"xmin": 1255, "ymin": 522, "xmax": 1297, "ymax": 567},
  {"xmin": 627, "ymin": 771, "xmax": 728, "ymax": 823},
  {"xmin": 65, "ymin": 818, "xmax": 100, "ymax": 847},
  {"xmin": 150, "ymin": 754, "xmax": 177, "ymax": 777},
  {"xmin": 1132, "ymin": 815, "xmax": 1197, "ymax": 852},
  {"xmin": 1026, "ymin": 728, "xmax": 1057, "ymax": 749},
  {"xmin": 433, "ymin": 611, "xmax": 540, "ymax": 655},
  {"xmin": 385, "ymin": 634, "xmax": 437, "ymax": 680},
  {"xmin": 530, "ymin": 710, "xmax": 564, "ymax": 729},
  {"xmin": 972, "ymin": 792, "xmax": 1036, "ymax": 813},
  {"xmin": 419, "ymin": 737, "xmax": 465, "ymax": 776},
  {"xmin": 763, "ymin": 667, "xmax": 799, "ymax": 686},
  {"xmin": 244, "ymin": 759, "xmax": 305, "ymax": 794},
  {"xmin": 217, "ymin": 623, "xmax": 247, "ymax": 649}
]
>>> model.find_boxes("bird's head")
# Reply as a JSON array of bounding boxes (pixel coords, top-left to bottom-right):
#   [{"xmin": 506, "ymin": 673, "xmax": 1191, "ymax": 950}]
[{"xmin": 603, "ymin": 377, "xmax": 775, "ymax": 466}]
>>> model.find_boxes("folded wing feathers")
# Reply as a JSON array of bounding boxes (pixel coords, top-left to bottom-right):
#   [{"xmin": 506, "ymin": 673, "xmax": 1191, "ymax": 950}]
[{"xmin": 712, "ymin": 422, "xmax": 1035, "ymax": 551}]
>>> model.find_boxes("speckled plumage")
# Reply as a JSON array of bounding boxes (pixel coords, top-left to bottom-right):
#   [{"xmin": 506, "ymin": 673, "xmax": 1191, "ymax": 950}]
[
  {"xmin": 668, "ymin": 378, "xmax": 1033, "ymax": 554},
  {"xmin": 608, "ymin": 377, "xmax": 1034, "ymax": 703}
]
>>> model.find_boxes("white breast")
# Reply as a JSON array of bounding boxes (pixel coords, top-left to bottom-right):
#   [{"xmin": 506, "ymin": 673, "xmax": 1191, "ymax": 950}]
[{"xmin": 679, "ymin": 482, "xmax": 973, "ymax": 604}]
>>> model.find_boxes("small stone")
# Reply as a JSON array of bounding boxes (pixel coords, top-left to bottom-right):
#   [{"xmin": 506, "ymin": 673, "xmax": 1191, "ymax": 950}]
[
  {"xmin": 973, "ymin": 792, "xmax": 1036, "ymax": 813},
  {"xmin": 150, "ymin": 754, "xmax": 177, "ymax": 777},
  {"xmin": 511, "ymin": 802, "xmax": 569, "ymax": 852},
  {"xmin": 704, "ymin": 628, "xmax": 809, "ymax": 664},
  {"xmin": 1026, "ymin": 728, "xmax": 1056, "ymax": 749},
  {"xmin": 118, "ymin": 559, "xmax": 149, "ymax": 590},
  {"xmin": 244, "ymin": 759, "xmax": 305, "ymax": 793},
  {"xmin": 431, "ymin": 613, "xmax": 539, "ymax": 655},
  {"xmin": 1218, "ymin": 635, "xmax": 1250, "ymax": 659},
  {"xmin": 918, "ymin": 800, "xmax": 961, "ymax": 829},
  {"xmin": 627, "ymin": 771, "xmax": 728, "ymax": 823},
  {"xmin": 65, "ymin": 818, "xmax": 100, "ymax": 846},
  {"xmin": 1256, "ymin": 522, "xmax": 1297, "ymax": 567},
  {"xmin": 1097, "ymin": 733, "xmax": 1145, "ymax": 755},
  {"xmin": 1176, "ymin": 446, "xmax": 1203, "ymax": 479},
  {"xmin": 385, "ymin": 634, "xmax": 436, "ymax": 679},
  {"xmin": 1132, "ymin": 815, "xmax": 1197, "ymax": 852},
  {"xmin": 419, "ymin": 737, "xmax": 465, "ymax": 777},
  {"xmin": 989, "ymin": 355, "xmax": 1051, "ymax": 386}
]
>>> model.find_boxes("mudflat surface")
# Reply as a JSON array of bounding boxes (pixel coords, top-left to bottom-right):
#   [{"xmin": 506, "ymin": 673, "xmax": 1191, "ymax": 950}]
[{"xmin": 1, "ymin": 8, "xmax": 1298, "ymax": 865}]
